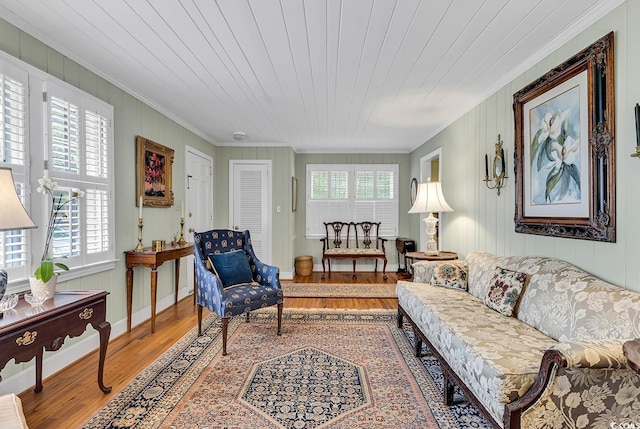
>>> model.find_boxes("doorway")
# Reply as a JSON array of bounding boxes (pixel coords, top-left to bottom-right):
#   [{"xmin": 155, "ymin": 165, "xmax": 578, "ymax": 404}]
[{"xmin": 185, "ymin": 146, "xmax": 213, "ymax": 294}]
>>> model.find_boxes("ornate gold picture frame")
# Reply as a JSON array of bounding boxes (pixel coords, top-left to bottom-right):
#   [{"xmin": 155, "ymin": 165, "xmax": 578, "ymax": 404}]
[
  {"xmin": 136, "ymin": 135, "xmax": 174, "ymax": 208},
  {"xmin": 513, "ymin": 32, "xmax": 615, "ymax": 242}
]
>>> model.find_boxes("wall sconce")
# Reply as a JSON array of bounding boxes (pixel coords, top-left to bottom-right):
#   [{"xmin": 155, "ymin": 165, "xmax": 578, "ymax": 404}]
[
  {"xmin": 484, "ymin": 134, "xmax": 508, "ymax": 195},
  {"xmin": 631, "ymin": 103, "xmax": 640, "ymax": 158}
]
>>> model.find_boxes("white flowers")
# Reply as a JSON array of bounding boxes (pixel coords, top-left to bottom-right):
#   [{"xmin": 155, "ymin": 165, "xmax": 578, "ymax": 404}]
[
  {"xmin": 531, "ymin": 107, "xmax": 581, "ymax": 203},
  {"xmin": 37, "ymin": 177, "xmax": 85, "ymax": 199},
  {"xmin": 35, "ymin": 176, "xmax": 85, "ymax": 282}
]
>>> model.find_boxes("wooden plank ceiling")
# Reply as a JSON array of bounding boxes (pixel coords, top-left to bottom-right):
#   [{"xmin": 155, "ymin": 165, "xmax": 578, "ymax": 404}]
[{"xmin": 0, "ymin": 0, "xmax": 621, "ymax": 153}]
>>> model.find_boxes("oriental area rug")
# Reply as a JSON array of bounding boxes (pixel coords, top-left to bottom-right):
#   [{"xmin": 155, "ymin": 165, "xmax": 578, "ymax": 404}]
[
  {"xmin": 281, "ymin": 282, "xmax": 397, "ymax": 298},
  {"xmin": 83, "ymin": 309, "xmax": 488, "ymax": 429}
]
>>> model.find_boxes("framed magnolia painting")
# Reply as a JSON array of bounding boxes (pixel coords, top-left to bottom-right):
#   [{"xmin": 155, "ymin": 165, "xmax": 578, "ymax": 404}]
[
  {"xmin": 136, "ymin": 135, "xmax": 174, "ymax": 208},
  {"xmin": 513, "ymin": 32, "xmax": 615, "ymax": 242}
]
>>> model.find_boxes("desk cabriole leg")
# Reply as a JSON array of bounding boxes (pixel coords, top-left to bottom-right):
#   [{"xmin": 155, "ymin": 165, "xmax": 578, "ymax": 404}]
[
  {"xmin": 126, "ymin": 267, "xmax": 133, "ymax": 332},
  {"xmin": 35, "ymin": 349, "xmax": 43, "ymax": 392},
  {"xmin": 174, "ymin": 258, "xmax": 180, "ymax": 305},
  {"xmin": 151, "ymin": 268, "xmax": 158, "ymax": 333},
  {"xmin": 97, "ymin": 320, "xmax": 112, "ymax": 393}
]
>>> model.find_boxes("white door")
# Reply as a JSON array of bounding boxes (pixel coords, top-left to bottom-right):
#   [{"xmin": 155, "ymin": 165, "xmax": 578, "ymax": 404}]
[
  {"xmin": 185, "ymin": 146, "xmax": 213, "ymax": 295},
  {"xmin": 229, "ymin": 160, "xmax": 271, "ymax": 263}
]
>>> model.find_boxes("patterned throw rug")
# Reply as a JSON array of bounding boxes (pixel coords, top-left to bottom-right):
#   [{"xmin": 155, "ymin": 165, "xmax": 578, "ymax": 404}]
[
  {"xmin": 84, "ymin": 309, "xmax": 488, "ymax": 428},
  {"xmin": 281, "ymin": 282, "xmax": 397, "ymax": 298}
]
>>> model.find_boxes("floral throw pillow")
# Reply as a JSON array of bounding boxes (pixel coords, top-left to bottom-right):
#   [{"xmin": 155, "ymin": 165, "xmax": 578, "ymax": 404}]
[
  {"xmin": 430, "ymin": 263, "xmax": 468, "ymax": 291},
  {"xmin": 484, "ymin": 267, "xmax": 528, "ymax": 317}
]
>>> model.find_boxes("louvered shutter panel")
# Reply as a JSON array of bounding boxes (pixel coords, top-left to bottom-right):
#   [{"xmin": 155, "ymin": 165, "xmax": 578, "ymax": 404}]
[
  {"xmin": 84, "ymin": 108, "xmax": 111, "ymax": 263},
  {"xmin": 0, "ymin": 66, "xmax": 30, "ymax": 281},
  {"xmin": 85, "ymin": 111, "xmax": 109, "ymax": 179},
  {"xmin": 85, "ymin": 189, "xmax": 109, "ymax": 254},
  {"xmin": 1, "ymin": 74, "xmax": 26, "ymax": 166},
  {"xmin": 50, "ymin": 95, "xmax": 80, "ymax": 175},
  {"xmin": 238, "ymin": 168, "xmax": 264, "ymax": 258},
  {"xmin": 50, "ymin": 190, "xmax": 81, "ymax": 259}
]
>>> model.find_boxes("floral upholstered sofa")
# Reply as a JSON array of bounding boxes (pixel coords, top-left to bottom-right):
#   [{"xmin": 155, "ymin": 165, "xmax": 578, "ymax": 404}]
[{"xmin": 396, "ymin": 251, "xmax": 640, "ymax": 429}]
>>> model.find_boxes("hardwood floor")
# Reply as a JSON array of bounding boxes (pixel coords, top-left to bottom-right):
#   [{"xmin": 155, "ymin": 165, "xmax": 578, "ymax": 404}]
[{"xmin": 18, "ymin": 271, "xmax": 404, "ymax": 428}]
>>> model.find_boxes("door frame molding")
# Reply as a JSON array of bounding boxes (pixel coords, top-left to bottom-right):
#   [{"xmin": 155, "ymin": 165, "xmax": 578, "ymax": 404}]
[{"xmin": 228, "ymin": 159, "xmax": 272, "ymax": 263}]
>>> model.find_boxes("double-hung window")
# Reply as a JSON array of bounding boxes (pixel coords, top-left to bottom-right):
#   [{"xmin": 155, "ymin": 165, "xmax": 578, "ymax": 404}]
[
  {"xmin": 43, "ymin": 81, "xmax": 114, "ymax": 270},
  {"xmin": 0, "ymin": 51, "xmax": 115, "ymax": 292},
  {"xmin": 306, "ymin": 164, "xmax": 398, "ymax": 238}
]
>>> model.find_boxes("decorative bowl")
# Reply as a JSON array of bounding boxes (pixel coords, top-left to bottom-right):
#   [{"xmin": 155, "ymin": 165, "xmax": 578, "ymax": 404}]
[
  {"xmin": 0, "ymin": 293, "xmax": 18, "ymax": 312},
  {"xmin": 24, "ymin": 291, "xmax": 49, "ymax": 307}
]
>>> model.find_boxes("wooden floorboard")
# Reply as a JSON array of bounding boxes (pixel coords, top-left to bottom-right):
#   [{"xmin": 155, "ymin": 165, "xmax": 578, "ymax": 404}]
[{"xmin": 17, "ymin": 271, "xmax": 403, "ymax": 428}]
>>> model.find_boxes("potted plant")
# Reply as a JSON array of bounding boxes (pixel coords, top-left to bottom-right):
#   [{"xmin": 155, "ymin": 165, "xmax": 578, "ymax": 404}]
[{"xmin": 31, "ymin": 177, "xmax": 84, "ymax": 299}]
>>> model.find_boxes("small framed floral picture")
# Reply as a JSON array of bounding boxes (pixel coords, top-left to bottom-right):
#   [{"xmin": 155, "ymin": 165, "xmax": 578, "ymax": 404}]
[
  {"xmin": 136, "ymin": 135, "xmax": 174, "ymax": 208},
  {"xmin": 513, "ymin": 32, "xmax": 615, "ymax": 242}
]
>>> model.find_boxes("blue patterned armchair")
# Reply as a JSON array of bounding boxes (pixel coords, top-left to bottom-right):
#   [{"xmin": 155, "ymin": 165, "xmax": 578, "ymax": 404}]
[{"xmin": 193, "ymin": 229, "xmax": 283, "ymax": 355}]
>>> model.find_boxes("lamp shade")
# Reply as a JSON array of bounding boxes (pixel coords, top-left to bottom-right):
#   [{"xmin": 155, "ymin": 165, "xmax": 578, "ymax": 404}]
[
  {"xmin": 408, "ymin": 180, "xmax": 453, "ymax": 214},
  {"xmin": 0, "ymin": 167, "xmax": 36, "ymax": 231}
]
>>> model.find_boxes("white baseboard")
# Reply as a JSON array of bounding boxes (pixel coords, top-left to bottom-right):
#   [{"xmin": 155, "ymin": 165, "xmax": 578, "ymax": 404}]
[
  {"xmin": 280, "ymin": 271, "xmax": 293, "ymax": 280},
  {"xmin": 0, "ymin": 288, "xmax": 191, "ymax": 396}
]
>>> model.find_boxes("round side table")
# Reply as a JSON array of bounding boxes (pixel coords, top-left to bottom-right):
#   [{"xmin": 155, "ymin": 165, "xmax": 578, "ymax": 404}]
[{"xmin": 405, "ymin": 251, "xmax": 458, "ymax": 275}]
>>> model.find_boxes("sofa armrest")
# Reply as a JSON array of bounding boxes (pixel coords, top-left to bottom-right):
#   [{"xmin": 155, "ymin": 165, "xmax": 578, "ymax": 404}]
[{"xmin": 547, "ymin": 339, "xmax": 630, "ymax": 369}]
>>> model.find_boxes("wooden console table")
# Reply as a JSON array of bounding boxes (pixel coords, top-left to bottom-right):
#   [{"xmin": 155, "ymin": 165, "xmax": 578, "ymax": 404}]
[
  {"xmin": 0, "ymin": 290, "xmax": 111, "ymax": 393},
  {"xmin": 124, "ymin": 243, "xmax": 194, "ymax": 333}
]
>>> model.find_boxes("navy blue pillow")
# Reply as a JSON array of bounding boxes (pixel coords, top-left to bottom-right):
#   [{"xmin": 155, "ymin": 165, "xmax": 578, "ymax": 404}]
[{"xmin": 208, "ymin": 250, "xmax": 253, "ymax": 288}]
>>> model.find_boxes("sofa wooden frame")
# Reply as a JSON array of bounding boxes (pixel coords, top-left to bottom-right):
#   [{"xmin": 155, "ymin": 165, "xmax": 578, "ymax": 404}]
[
  {"xmin": 320, "ymin": 221, "xmax": 388, "ymax": 280},
  {"xmin": 397, "ymin": 305, "xmax": 569, "ymax": 429}
]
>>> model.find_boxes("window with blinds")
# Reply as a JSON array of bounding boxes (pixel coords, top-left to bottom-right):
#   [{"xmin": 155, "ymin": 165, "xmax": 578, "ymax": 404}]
[
  {"xmin": 44, "ymin": 81, "xmax": 114, "ymax": 269},
  {"xmin": 306, "ymin": 164, "xmax": 398, "ymax": 238},
  {"xmin": 0, "ymin": 66, "xmax": 30, "ymax": 281}
]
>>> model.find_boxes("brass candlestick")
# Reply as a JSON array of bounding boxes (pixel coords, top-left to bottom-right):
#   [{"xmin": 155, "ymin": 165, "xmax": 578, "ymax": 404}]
[
  {"xmin": 134, "ymin": 218, "xmax": 145, "ymax": 251},
  {"xmin": 177, "ymin": 217, "xmax": 186, "ymax": 245}
]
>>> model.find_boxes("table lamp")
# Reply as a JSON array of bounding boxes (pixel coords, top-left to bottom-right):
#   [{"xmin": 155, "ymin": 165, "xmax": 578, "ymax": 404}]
[
  {"xmin": 0, "ymin": 167, "xmax": 37, "ymax": 300},
  {"xmin": 408, "ymin": 179, "xmax": 453, "ymax": 256}
]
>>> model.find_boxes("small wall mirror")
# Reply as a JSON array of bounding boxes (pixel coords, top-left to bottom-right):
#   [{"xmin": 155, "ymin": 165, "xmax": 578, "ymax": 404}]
[
  {"xmin": 483, "ymin": 134, "xmax": 507, "ymax": 195},
  {"xmin": 493, "ymin": 155, "xmax": 503, "ymax": 178}
]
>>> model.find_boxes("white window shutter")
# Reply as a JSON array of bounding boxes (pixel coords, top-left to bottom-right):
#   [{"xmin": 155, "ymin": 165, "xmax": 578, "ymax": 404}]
[
  {"xmin": 44, "ymin": 79, "xmax": 115, "ymax": 272},
  {"xmin": 306, "ymin": 164, "xmax": 398, "ymax": 238},
  {"xmin": 0, "ymin": 65, "xmax": 30, "ymax": 281}
]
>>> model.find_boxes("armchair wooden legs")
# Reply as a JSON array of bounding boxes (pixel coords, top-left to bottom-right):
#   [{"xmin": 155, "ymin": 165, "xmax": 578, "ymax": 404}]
[
  {"xmin": 199, "ymin": 305, "xmax": 283, "ymax": 356},
  {"xmin": 221, "ymin": 317, "xmax": 229, "ymax": 356},
  {"xmin": 277, "ymin": 303, "xmax": 283, "ymax": 335}
]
